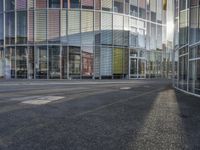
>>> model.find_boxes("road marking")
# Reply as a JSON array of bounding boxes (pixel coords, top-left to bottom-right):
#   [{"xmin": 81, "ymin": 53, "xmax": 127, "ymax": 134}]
[
  {"xmin": 21, "ymin": 96, "xmax": 64, "ymax": 105},
  {"xmin": 120, "ymin": 87, "xmax": 131, "ymax": 90}
]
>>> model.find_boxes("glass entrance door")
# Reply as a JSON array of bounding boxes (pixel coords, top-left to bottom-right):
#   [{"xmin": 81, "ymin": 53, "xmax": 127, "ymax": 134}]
[
  {"xmin": 129, "ymin": 57, "xmax": 146, "ymax": 79},
  {"xmin": 130, "ymin": 58, "xmax": 137, "ymax": 78}
]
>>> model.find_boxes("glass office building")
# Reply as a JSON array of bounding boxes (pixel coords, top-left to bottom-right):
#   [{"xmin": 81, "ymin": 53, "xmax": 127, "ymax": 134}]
[
  {"xmin": 0, "ymin": 0, "xmax": 171, "ymax": 79},
  {"xmin": 174, "ymin": 0, "xmax": 200, "ymax": 96}
]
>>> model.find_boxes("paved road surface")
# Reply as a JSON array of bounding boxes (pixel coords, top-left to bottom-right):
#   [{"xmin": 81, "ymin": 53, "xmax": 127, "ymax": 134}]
[{"xmin": 0, "ymin": 79, "xmax": 200, "ymax": 150}]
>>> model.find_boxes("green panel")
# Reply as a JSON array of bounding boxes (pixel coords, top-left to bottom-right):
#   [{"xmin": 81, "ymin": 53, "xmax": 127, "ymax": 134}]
[{"xmin": 113, "ymin": 48, "xmax": 123, "ymax": 74}]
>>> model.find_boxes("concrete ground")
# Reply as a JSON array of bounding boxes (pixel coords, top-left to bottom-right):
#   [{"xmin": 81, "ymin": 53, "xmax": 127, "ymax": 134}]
[{"xmin": 0, "ymin": 79, "xmax": 200, "ymax": 150}]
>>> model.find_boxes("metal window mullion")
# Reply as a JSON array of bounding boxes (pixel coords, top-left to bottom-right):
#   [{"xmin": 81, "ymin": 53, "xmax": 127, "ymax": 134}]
[
  {"xmin": 60, "ymin": 45, "xmax": 62, "ymax": 79},
  {"xmin": 93, "ymin": 10, "xmax": 95, "ymax": 79},
  {"xmin": 14, "ymin": 0, "xmax": 17, "ymax": 79},
  {"xmin": 47, "ymin": 0, "xmax": 49, "ymax": 79},
  {"xmin": 80, "ymin": 10, "xmax": 82, "ymax": 79},
  {"xmin": 67, "ymin": 46, "xmax": 69, "ymax": 79},
  {"xmin": 3, "ymin": 0, "xmax": 5, "ymax": 79}
]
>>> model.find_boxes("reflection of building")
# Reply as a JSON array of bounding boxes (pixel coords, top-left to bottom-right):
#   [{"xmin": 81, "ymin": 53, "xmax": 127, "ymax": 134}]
[
  {"xmin": 173, "ymin": 0, "xmax": 200, "ymax": 96},
  {"xmin": 0, "ymin": 0, "xmax": 171, "ymax": 80}
]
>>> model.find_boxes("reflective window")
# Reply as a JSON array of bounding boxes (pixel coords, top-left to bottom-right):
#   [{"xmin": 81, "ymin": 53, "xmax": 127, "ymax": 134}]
[
  {"xmin": 28, "ymin": 47, "xmax": 34, "ymax": 79},
  {"xmin": 150, "ymin": 23, "xmax": 156, "ymax": 50},
  {"xmin": 189, "ymin": 59, "xmax": 200, "ymax": 94},
  {"xmin": 129, "ymin": 18, "xmax": 138, "ymax": 47},
  {"xmin": 94, "ymin": 12, "xmax": 101, "ymax": 44},
  {"xmin": 5, "ymin": 12, "xmax": 15, "ymax": 45},
  {"xmin": 189, "ymin": 46, "xmax": 200, "ymax": 59},
  {"xmin": 36, "ymin": 0, "xmax": 47, "ymax": 8},
  {"xmin": 68, "ymin": 10, "xmax": 81, "ymax": 45},
  {"xmin": 16, "ymin": 47, "xmax": 27, "ymax": 79},
  {"xmin": 35, "ymin": 46, "xmax": 47, "ymax": 79},
  {"xmin": 69, "ymin": 46, "xmax": 81, "ymax": 78},
  {"xmin": 130, "ymin": 0, "xmax": 138, "ymax": 17},
  {"xmin": 157, "ymin": 0, "xmax": 162, "ymax": 23},
  {"xmin": 69, "ymin": 0, "xmax": 80, "ymax": 8},
  {"xmin": 35, "ymin": 10, "xmax": 47, "ymax": 43},
  {"xmin": 81, "ymin": 11, "xmax": 94, "ymax": 45},
  {"xmin": 190, "ymin": 0, "xmax": 198, "ymax": 6},
  {"xmin": 63, "ymin": 0, "xmax": 68, "ymax": 8},
  {"xmin": 102, "ymin": 0, "xmax": 112, "ymax": 11},
  {"xmin": 157, "ymin": 25, "xmax": 162, "ymax": 50},
  {"xmin": 94, "ymin": 46, "xmax": 100, "ymax": 77},
  {"xmin": 82, "ymin": 46, "xmax": 93, "ymax": 78},
  {"xmin": 179, "ymin": 54, "xmax": 188, "ymax": 90},
  {"xmin": 48, "ymin": 10, "xmax": 60, "ymax": 43},
  {"xmin": 49, "ymin": 46, "xmax": 61, "ymax": 79},
  {"xmin": 138, "ymin": 28, "xmax": 145, "ymax": 48},
  {"xmin": 28, "ymin": 0, "xmax": 34, "ymax": 9},
  {"xmin": 113, "ymin": 14, "xmax": 124, "ymax": 46},
  {"xmin": 17, "ymin": 11, "xmax": 27, "ymax": 44},
  {"xmin": 0, "ymin": 0, "xmax": 3, "ymax": 12},
  {"xmin": 124, "ymin": 16, "xmax": 129, "ymax": 46},
  {"xmin": 28, "ymin": 11, "xmax": 34, "ymax": 44},
  {"xmin": 101, "ymin": 13, "xmax": 112, "ymax": 45},
  {"xmin": 150, "ymin": 0, "xmax": 156, "ymax": 22},
  {"xmin": 125, "ymin": 0, "xmax": 129, "ymax": 14},
  {"xmin": 49, "ymin": 0, "xmax": 60, "ymax": 8},
  {"xmin": 101, "ymin": 47, "xmax": 112, "ymax": 76},
  {"xmin": 0, "ymin": 14, "xmax": 3, "ymax": 46},
  {"xmin": 5, "ymin": 47, "xmax": 15, "ymax": 79},
  {"xmin": 95, "ymin": 0, "xmax": 101, "ymax": 10},
  {"xmin": 5, "ymin": 0, "xmax": 15, "ymax": 11},
  {"xmin": 190, "ymin": 7, "xmax": 198, "ymax": 44},
  {"xmin": 0, "ymin": 48, "xmax": 4, "ymax": 78},
  {"xmin": 139, "ymin": 0, "xmax": 146, "ymax": 19},
  {"xmin": 61, "ymin": 46, "xmax": 68, "ymax": 79},
  {"xmin": 82, "ymin": 0, "xmax": 94, "ymax": 9},
  {"xmin": 16, "ymin": 0, "xmax": 27, "ymax": 10},
  {"xmin": 179, "ymin": 10, "xmax": 188, "ymax": 46},
  {"xmin": 180, "ymin": 0, "xmax": 187, "ymax": 11},
  {"xmin": 114, "ymin": 0, "xmax": 124, "ymax": 13},
  {"xmin": 61, "ymin": 10, "xmax": 67, "ymax": 43}
]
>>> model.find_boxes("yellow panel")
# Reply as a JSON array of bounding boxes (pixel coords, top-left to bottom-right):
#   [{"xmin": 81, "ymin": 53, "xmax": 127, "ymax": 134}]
[{"xmin": 113, "ymin": 48, "xmax": 123, "ymax": 74}]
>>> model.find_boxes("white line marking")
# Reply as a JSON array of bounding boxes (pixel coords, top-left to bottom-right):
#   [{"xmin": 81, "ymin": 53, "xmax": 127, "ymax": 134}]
[{"xmin": 21, "ymin": 96, "xmax": 64, "ymax": 105}]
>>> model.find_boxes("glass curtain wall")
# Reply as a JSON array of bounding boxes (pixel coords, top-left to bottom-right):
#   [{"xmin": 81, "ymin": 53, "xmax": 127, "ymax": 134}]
[{"xmin": 0, "ymin": 0, "xmax": 171, "ymax": 81}]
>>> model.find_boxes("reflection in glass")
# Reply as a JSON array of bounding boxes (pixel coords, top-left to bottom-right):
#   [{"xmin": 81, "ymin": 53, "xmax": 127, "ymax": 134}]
[
  {"xmin": 17, "ymin": 11, "xmax": 27, "ymax": 44},
  {"xmin": 0, "ymin": 48, "xmax": 3, "ymax": 78},
  {"xmin": 16, "ymin": 47, "xmax": 27, "ymax": 78},
  {"xmin": 82, "ymin": 46, "xmax": 93, "ymax": 78},
  {"xmin": 5, "ymin": 47, "xmax": 15, "ymax": 79},
  {"xmin": 49, "ymin": 46, "xmax": 61, "ymax": 79},
  {"xmin": 69, "ymin": 46, "xmax": 81, "ymax": 78},
  {"xmin": 35, "ymin": 46, "xmax": 47, "ymax": 79},
  {"xmin": 114, "ymin": 0, "xmax": 124, "ymax": 13},
  {"xmin": 49, "ymin": 0, "xmax": 60, "ymax": 8},
  {"xmin": 48, "ymin": 10, "xmax": 60, "ymax": 43},
  {"xmin": 0, "ymin": 14, "xmax": 3, "ymax": 46},
  {"xmin": 28, "ymin": 47, "xmax": 34, "ymax": 79},
  {"xmin": 5, "ymin": 12, "xmax": 15, "ymax": 45},
  {"xmin": 61, "ymin": 46, "xmax": 68, "ymax": 79}
]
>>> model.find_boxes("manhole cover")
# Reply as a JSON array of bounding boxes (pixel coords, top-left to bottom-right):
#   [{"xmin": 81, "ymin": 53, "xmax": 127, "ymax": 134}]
[{"xmin": 21, "ymin": 96, "xmax": 64, "ymax": 105}]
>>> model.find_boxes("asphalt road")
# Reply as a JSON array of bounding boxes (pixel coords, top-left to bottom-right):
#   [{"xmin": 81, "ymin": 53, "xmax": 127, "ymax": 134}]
[{"xmin": 0, "ymin": 79, "xmax": 200, "ymax": 150}]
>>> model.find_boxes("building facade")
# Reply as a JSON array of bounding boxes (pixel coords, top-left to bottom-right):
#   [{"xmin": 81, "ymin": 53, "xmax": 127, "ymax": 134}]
[
  {"xmin": 174, "ymin": 0, "xmax": 200, "ymax": 96},
  {"xmin": 0, "ymin": 0, "xmax": 171, "ymax": 80}
]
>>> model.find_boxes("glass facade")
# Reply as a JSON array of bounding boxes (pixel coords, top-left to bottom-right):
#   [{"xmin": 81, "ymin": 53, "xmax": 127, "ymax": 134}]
[
  {"xmin": 0, "ymin": 0, "xmax": 171, "ymax": 80},
  {"xmin": 174, "ymin": 0, "xmax": 200, "ymax": 96}
]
